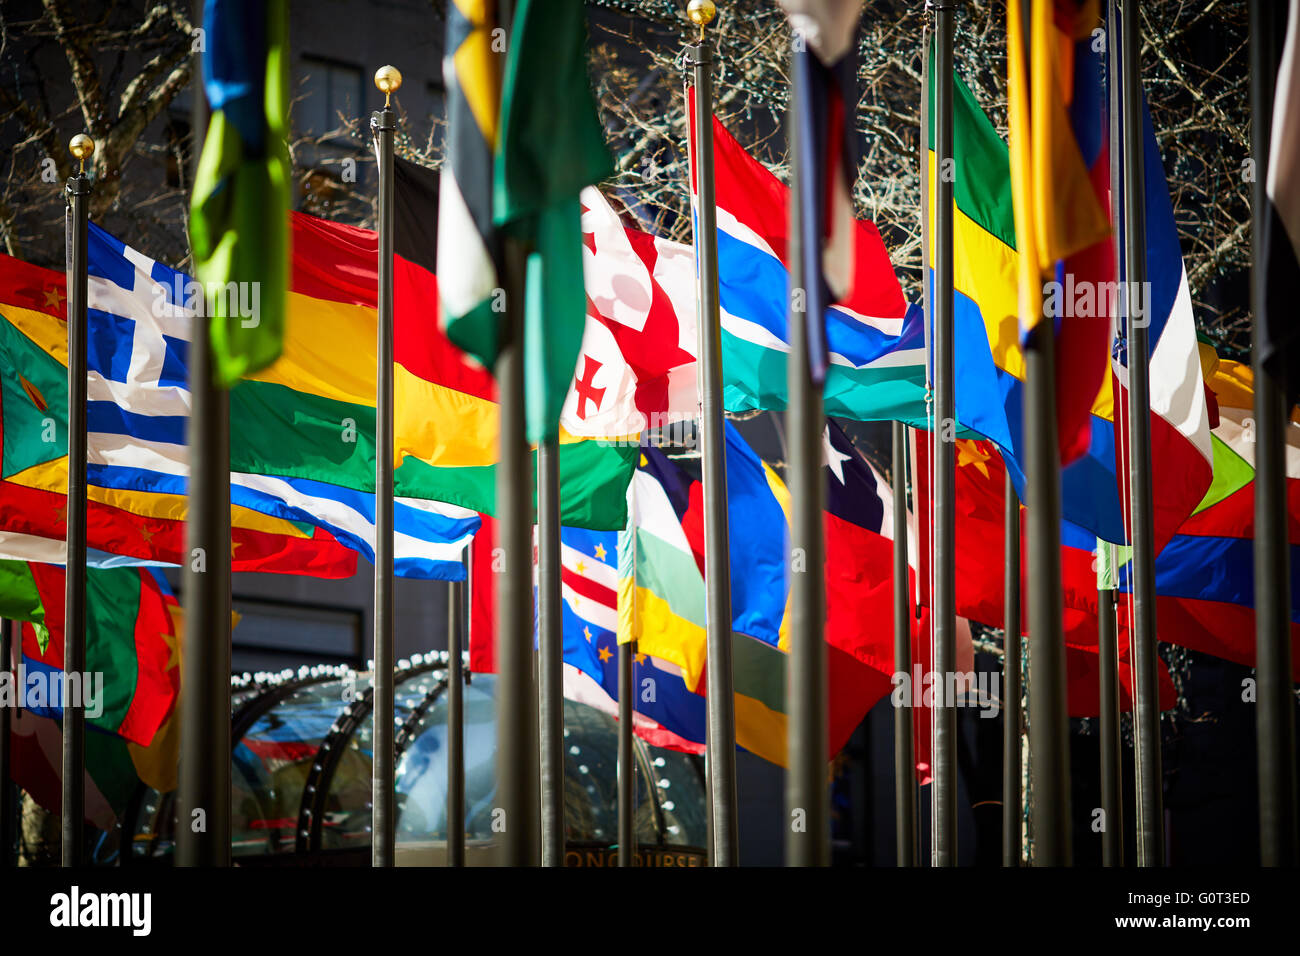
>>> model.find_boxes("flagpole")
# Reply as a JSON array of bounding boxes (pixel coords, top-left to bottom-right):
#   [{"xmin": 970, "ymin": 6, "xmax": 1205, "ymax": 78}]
[
  {"xmin": 446, "ymin": 566, "xmax": 466, "ymax": 866},
  {"xmin": 1097, "ymin": 553, "xmax": 1123, "ymax": 866},
  {"xmin": 1249, "ymin": 0, "xmax": 1298, "ymax": 867},
  {"xmin": 930, "ymin": 0, "xmax": 959, "ymax": 868},
  {"xmin": 1119, "ymin": 0, "xmax": 1163, "ymax": 868},
  {"xmin": 537, "ymin": 439, "xmax": 565, "ymax": 867},
  {"xmin": 1018, "ymin": 0, "xmax": 1072, "ymax": 868},
  {"xmin": 618, "ymin": 639, "xmax": 636, "ymax": 866},
  {"xmin": 61, "ymin": 134, "xmax": 92, "ymax": 869},
  {"xmin": 685, "ymin": 0, "xmax": 739, "ymax": 868},
  {"xmin": 0, "ymin": 619, "xmax": 14, "ymax": 866},
  {"xmin": 892, "ymin": 423, "xmax": 916, "ymax": 867},
  {"xmin": 178, "ymin": 0, "xmax": 232, "ymax": 865},
  {"xmin": 369, "ymin": 67, "xmax": 401, "ymax": 868},
  {"xmin": 1002, "ymin": 471, "xmax": 1021, "ymax": 866}
]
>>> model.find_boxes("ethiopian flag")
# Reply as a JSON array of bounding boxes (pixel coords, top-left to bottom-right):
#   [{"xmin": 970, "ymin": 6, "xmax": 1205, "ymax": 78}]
[{"xmin": 190, "ymin": 0, "xmax": 291, "ymax": 386}]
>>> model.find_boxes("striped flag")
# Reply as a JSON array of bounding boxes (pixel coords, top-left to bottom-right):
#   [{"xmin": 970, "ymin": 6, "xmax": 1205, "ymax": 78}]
[
  {"xmin": 0, "ymin": 249, "xmax": 357, "ymax": 576},
  {"xmin": 686, "ymin": 91, "xmax": 926, "ymax": 426},
  {"xmin": 437, "ymin": 0, "xmax": 502, "ymax": 366},
  {"xmin": 1261, "ymin": 0, "xmax": 1300, "ymax": 408}
]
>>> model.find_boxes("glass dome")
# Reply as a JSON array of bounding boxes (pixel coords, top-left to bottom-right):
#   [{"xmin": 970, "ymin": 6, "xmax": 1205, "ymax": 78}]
[{"xmin": 130, "ymin": 663, "xmax": 707, "ymax": 866}]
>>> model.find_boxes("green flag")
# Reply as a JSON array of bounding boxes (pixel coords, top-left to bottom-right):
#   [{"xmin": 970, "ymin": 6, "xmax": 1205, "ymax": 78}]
[
  {"xmin": 189, "ymin": 0, "xmax": 291, "ymax": 388},
  {"xmin": 494, "ymin": 0, "xmax": 614, "ymax": 443}
]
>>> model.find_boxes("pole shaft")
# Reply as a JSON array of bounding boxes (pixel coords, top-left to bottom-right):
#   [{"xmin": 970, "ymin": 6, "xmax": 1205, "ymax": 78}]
[
  {"xmin": 496, "ymin": 238, "xmax": 539, "ymax": 865},
  {"xmin": 931, "ymin": 1, "xmax": 958, "ymax": 868},
  {"xmin": 537, "ymin": 439, "xmax": 565, "ymax": 867},
  {"xmin": 618, "ymin": 640, "xmax": 635, "ymax": 866},
  {"xmin": 370, "ymin": 106, "xmax": 397, "ymax": 868},
  {"xmin": 1098, "ymin": 587, "xmax": 1123, "ymax": 865},
  {"xmin": 892, "ymin": 423, "xmax": 916, "ymax": 867},
  {"xmin": 446, "ymin": 574, "xmax": 465, "ymax": 866},
  {"xmin": 178, "ymin": 4, "xmax": 232, "ymax": 863},
  {"xmin": 62, "ymin": 172, "xmax": 90, "ymax": 868},
  {"xmin": 1250, "ymin": 0, "xmax": 1298, "ymax": 867},
  {"xmin": 1120, "ymin": 0, "xmax": 1163, "ymax": 867},
  {"xmin": 1002, "ymin": 472, "xmax": 1022, "ymax": 866},
  {"xmin": 1, "ymin": 620, "xmax": 14, "ymax": 866},
  {"xmin": 689, "ymin": 40, "xmax": 739, "ymax": 867}
]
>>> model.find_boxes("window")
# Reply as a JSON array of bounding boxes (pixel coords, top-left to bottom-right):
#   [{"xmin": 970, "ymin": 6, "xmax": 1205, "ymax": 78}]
[{"xmin": 297, "ymin": 57, "xmax": 366, "ymax": 139}]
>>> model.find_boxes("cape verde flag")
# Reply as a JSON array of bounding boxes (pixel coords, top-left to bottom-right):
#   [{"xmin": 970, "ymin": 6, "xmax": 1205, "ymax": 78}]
[
  {"xmin": 83, "ymin": 223, "xmax": 478, "ymax": 580},
  {"xmin": 685, "ymin": 88, "xmax": 929, "ymax": 428}
]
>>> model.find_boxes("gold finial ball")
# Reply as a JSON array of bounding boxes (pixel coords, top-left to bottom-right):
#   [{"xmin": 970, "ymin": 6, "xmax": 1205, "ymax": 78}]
[
  {"xmin": 374, "ymin": 65, "xmax": 403, "ymax": 95},
  {"xmin": 687, "ymin": 0, "xmax": 717, "ymax": 28},
  {"xmin": 69, "ymin": 134, "xmax": 95, "ymax": 161}
]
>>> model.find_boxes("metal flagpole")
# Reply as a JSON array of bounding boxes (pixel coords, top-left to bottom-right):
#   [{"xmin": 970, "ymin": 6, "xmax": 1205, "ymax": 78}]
[
  {"xmin": 537, "ymin": 440, "xmax": 565, "ymax": 866},
  {"xmin": 178, "ymin": 0, "xmax": 232, "ymax": 864},
  {"xmin": 786, "ymin": 11, "xmax": 829, "ymax": 870},
  {"xmin": 1, "ymin": 619, "xmax": 14, "ymax": 866},
  {"xmin": 892, "ymin": 423, "xmax": 916, "ymax": 867},
  {"xmin": 62, "ymin": 135, "xmax": 92, "ymax": 868},
  {"xmin": 685, "ymin": 0, "xmax": 739, "ymax": 867},
  {"xmin": 931, "ymin": 0, "xmax": 958, "ymax": 868},
  {"xmin": 1097, "ymin": 544, "xmax": 1123, "ymax": 866},
  {"xmin": 1019, "ymin": 0, "xmax": 1072, "ymax": 868},
  {"xmin": 1250, "ymin": 0, "xmax": 1298, "ymax": 867},
  {"xmin": 370, "ymin": 66, "xmax": 401, "ymax": 868},
  {"xmin": 446, "ymin": 561, "xmax": 466, "ymax": 866},
  {"xmin": 618, "ymin": 640, "xmax": 636, "ymax": 866},
  {"xmin": 1119, "ymin": 0, "xmax": 1163, "ymax": 867},
  {"xmin": 1002, "ymin": 472, "xmax": 1021, "ymax": 866}
]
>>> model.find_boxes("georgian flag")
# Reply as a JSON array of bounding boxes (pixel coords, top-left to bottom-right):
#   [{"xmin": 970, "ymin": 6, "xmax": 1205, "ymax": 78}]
[{"xmin": 558, "ymin": 188, "xmax": 699, "ymax": 438}]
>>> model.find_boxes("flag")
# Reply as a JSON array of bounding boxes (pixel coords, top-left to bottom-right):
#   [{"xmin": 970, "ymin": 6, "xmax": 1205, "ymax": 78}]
[
  {"xmin": 1, "ymin": 562, "xmax": 179, "ymax": 747},
  {"xmin": 1127, "ymin": 358, "xmax": 1300, "ymax": 677},
  {"xmin": 494, "ymin": 0, "xmax": 614, "ymax": 442},
  {"xmin": 189, "ymin": 0, "xmax": 291, "ymax": 386},
  {"xmin": 912, "ymin": 435, "xmax": 1177, "ymax": 717},
  {"xmin": 932, "ymin": 68, "xmax": 1212, "ymax": 552},
  {"xmin": 561, "ymin": 188, "xmax": 698, "ymax": 438},
  {"xmin": 0, "ymin": 249, "xmax": 358, "ymax": 577},
  {"xmin": 618, "ymin": 434, "xmax": 894, "ymax": 767},
  {"xmin": 554, "ymin": 526, "xmax": 706, "ymax": 754},
  {"xmin": 1005, "ymin": 0, "xmax": 1113, "ymax": 461},
  {"xmin": 1261, "ymin": 0, "xmax": 1300, "ymax": 409},
  {"xmin": 64, "ymin": 221, "xmax": 477, "ymax": 580},
  {"xmin": 386, "ymin": 169, "xmax": 638, "ymax": 530},
  {"xmin": 779, "ymin": 0, "xmax": 865, "ymax": 382},
  {"xmin": 685, "ymin": 90, "xmax": 925, "ymax": 425},
  {"xmin": 438, "ymin": 0, "xmax": 502, "ymax": 366}
]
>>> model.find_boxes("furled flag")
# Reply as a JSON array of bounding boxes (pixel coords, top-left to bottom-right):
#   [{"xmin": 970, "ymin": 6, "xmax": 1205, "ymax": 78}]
[
  {"xmin": 1005, "ymin": 0, "xmax": 1113, "ymax": 463},
  {"xmin": 438, "ymin": 0, "xmax": 502, "ymax": 365},
  {"xmin": 935, "ymin": 68, "xmax": 1212, "ymax": 553},
  {"xmin": 0, "ymin": 249, "xmax": 357, "ymax": 576},
  {"xmin": 1129, "ymin": 357, "xmax": 1300, "ymax": 677},
  {"xmin": 494, "ymin": 0, "xmax": 614, "ymax": 443},
  {"xmin": 686, "ymin": 91, "xmax": 924, "ymax": 425},
  {"xmin": 0, "ymin": 562, "xmax": 179, "ymax": 748},
  {"xmin": 1261, "ymin": 0, "xmax": 1300, "ymax": 409},
  {"xmin": 553, "ymin": 526, "xmax": 706, "ymax": 754},
  {"xmin": 389, "ymin": 164, "xmax": 638, "ymax": 530},
  {"xmin": 189, "ymin": 0, "xmax": 291, "ymax": 386},
  {"xmin": 778, "ymin": 0, "xmax": 865, "ymax": 382},
  {"xmin": 561, "ymin": 188, "xmax": 698, "ymax": 439},
  {"xmin": 618, "ymin": 433, "xmax": 895, "ymax": 767}
]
